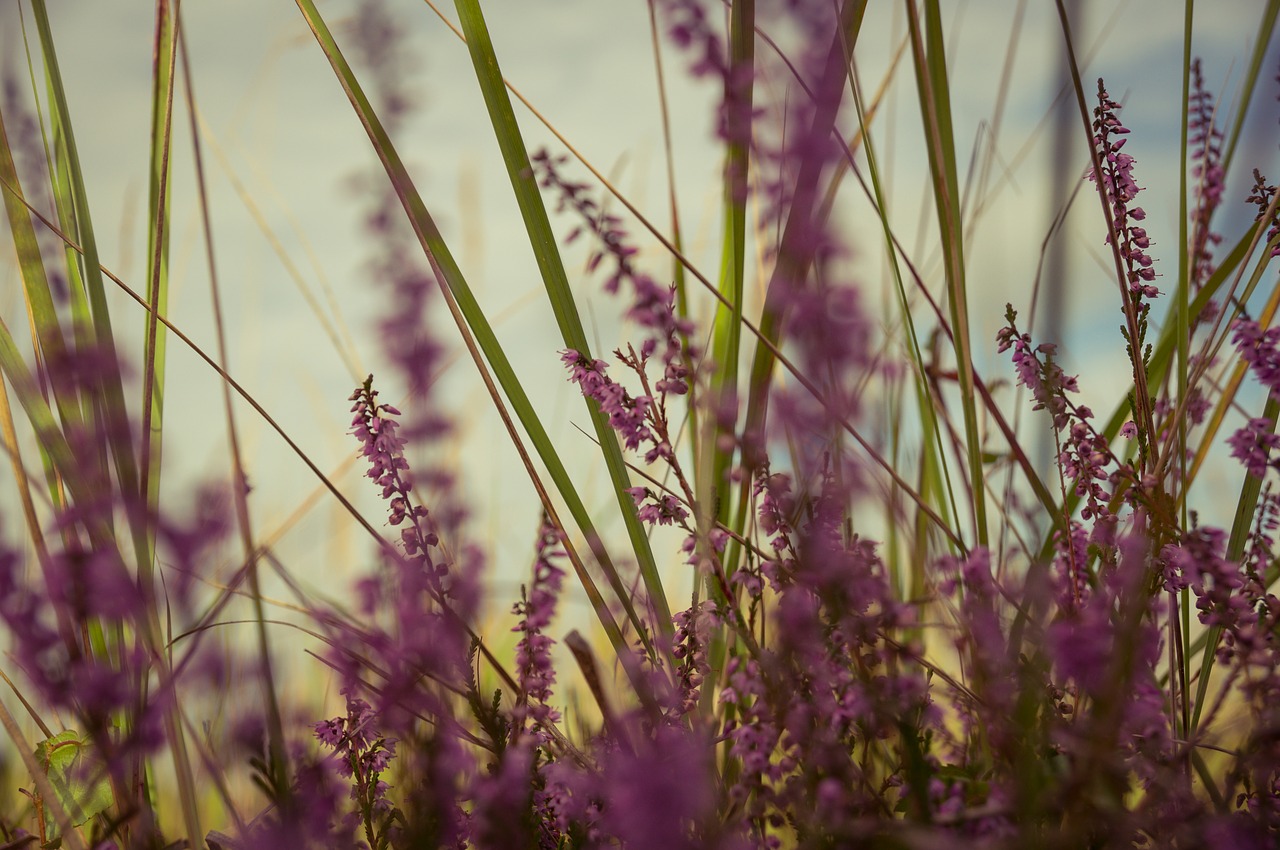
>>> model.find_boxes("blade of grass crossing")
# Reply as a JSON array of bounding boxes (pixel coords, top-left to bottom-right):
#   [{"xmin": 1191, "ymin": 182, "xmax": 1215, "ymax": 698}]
[
  {"xmin": 451, "ymin": 0, "xmax": 671, "ymax": 641},
  {"xmin": 847, "ymin": 50, "xmax": 964, "ymax": 560},
  {"xmin": 293, "ymin": 0, "xmax": 659, "ymax": 670},
  {"xmin": 1218, "ymin": 0, "xmax": 1280, "ymax": 176},
  {"xmin": 698, "ymin": 0, "xmax": 754, "ymax": 723},
  {"xmin": 1175, "ymin": 1, "xmax": 1195, "ymax": 733}
]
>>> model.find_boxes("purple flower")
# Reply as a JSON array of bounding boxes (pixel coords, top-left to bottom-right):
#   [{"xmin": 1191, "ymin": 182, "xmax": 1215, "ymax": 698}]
[
  {"xmin": 1086, "ymin": 79, "xmax": 1160, "ymax": 299},
  {"xmin": 560, "ymin": 350, "xmax": 659, "ymax": 454},
  {"xmin": 534, "ymin": 152, "xmax": 696, "ymax": 390},
  {"xmin": 626, "ymin": 486, "xmax": 690, "ymax": 528},
  {"xmin": 1188, "ymin": 59, "xmax": 1225, "ymax": 289},
  {"xmin": 1247, "ymin": 169, "xmax": 1280, "ymax": 258},
  {"xmin": 997, "ymin": 306, "xmax": 1080, "ymax": 432},
  {"xmin": 1230, "ymin": 417, "xmax": 1280, "ymax": 479},
  {"xmin": 512, "ymin": 515, "xmax": 566, "ymax": 736}
]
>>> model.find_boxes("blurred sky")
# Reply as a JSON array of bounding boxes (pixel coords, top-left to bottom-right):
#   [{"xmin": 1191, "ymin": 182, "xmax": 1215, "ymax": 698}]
[{"xmin": 0, "ymin": 0, "xmax": 1277, "ymax": 630}]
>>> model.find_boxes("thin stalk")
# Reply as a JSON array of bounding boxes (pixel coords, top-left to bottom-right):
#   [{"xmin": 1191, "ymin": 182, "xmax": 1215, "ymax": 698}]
[{"xmin": 177, "ymin": 15, "xmax": 291, "ymax": 810}]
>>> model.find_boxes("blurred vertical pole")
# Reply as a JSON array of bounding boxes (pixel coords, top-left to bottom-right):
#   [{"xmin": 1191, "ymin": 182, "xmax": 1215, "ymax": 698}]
[{"xmin": 1039, "ymin": 0, "xmax": 1085, "ymax": 494}]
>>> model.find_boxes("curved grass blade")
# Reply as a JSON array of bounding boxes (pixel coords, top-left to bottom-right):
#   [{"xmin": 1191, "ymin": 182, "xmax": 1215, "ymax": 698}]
[
  {"xmin": 451, "ymin": 0, "xmax": 671, "ymax": 641},
  {"xmin": 140, "ymin": 0, "xmax": 178, "ymax": 539},
  {"xmin": 293, "ymin": 0, "xmax": 663, "ymax": 668}
]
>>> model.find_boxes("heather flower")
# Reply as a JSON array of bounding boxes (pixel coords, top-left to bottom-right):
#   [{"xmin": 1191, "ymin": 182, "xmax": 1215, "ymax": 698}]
[
  {"xmin": 1232, "ymin": 318, "xmax": 1280, "ymax": 399},
  {"xmin": 349, "ymin": 375, "xmax": 454, "ymax": 591},
  {"xmin": 534, "ymin": 151, "xmax": 695, "ymax": 386},
  {"xmin": 719, "ymin": 655, "xmax": 786, "ymax": 822},
  {"xmin": 1189, "ymin": 59, "xmax": 1226, "ymax": 292},
  {"xmin": 467, "ymin": 744, "xmax": 562, "ymax": 850},
  {"xmin": 511, "ymin": 516, "xmax": 566, "ymax": 738},
  {"xmin": 997, "ymin": 306, "xmax": 1079, "ymax": 432},
  {"xmin": 1053, "ymin": 519, "xmax": 1092, "ymax": 608},
  {"xmin": 679, "ymin": 525, "xmax": 728, "ymax": 568},
  {"xmin": 1087, "ymin": 79, "xmax": 1159, "ymax": 299},
  {"xmin": 1247, "ymin": 169, "xmax": 1280, "ymax": 258},
  {"xmin": 560, "ymin": 350, "xmax": 659, "ymax": 455},
  {"xmin": 1047, "ymin": 520, "xmax": 1176, "ymax": 811},
  {"xmin": 313, "ymin": 687, "xmax": 401, "ymax": 847},
  {"xmin": 626, "ymin": 485, "xmax": 690, "ymax": 528},
  {"xmin": 937, "ymin": 548, "xmax": 1018, "ymax": 738},
  {"xmin": 670, "ymin": 600, "xmax": 719, "ymax": 716},
  {"xmin": 594, "ymin": 724, "xmax": 724, "ymax": 850},
  {"xmin": 1229, "ymin": 417, "xmax": 1280, "ymax": 479},
  {"xmin": 1058, "ymin": 418, "xmax": 1116, "ymax": 524}
]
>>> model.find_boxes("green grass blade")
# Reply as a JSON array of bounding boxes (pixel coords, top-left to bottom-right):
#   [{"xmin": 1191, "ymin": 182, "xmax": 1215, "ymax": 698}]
[
  {"xmin": 1218, "ymin": 0, "xmax": 1280, "ymax": 176},
  {"xmin": 906, "ymin": 0, "xmax": 986, "ymax": 548},
  {"xmin": 704, "ymin": 0, "xmax": 753, "ymax": 527},
  {"xmin": 1189, "ymin": 396, "xmax": 1277, "ymax": 732},
  {"xmin": 740, "ymin": 0, "xmax": 866, "ymax": 477},
  {"xmin": 29, "ymin": 4, "xmax": 202, "ymax": 844},
  {"xmin": 0, "ymin": 106, "xmax": 81, "ymax": 433},
  {"xmin": 451, "ymin": 0, "xmax": 671, "ymax": 640},
  {"xmin": 30, "ymin": 0, "xmax": 144, "ymax": 523},
  {"xmin": 848, "ymin": 45, "xmax": 964, "ymax": 562},
  {"xmin": 294, "ymin": 0, "xmax": 663, "ymax": 668},
  {"xmin": 140, "ymin": 0, "xmax": 178, "ymax": 533}
]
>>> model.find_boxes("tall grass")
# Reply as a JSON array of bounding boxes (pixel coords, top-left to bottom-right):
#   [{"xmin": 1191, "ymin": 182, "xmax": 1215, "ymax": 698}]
[{"xmin": 1, "ymin": 0, "xmax": 1280, "ymax": 847}]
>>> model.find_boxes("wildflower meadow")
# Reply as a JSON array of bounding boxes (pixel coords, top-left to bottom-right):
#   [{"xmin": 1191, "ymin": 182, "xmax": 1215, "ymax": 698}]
[{"xmin": 2, "ymin": 0, "xmax": 1280, "ymax": 847}]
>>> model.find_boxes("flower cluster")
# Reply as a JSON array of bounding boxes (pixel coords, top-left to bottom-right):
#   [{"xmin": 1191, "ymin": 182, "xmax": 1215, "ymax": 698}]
[
  {"xmin": 350, "ymin": 376, "xmax": 436, "ymax": 555},
  {"xmin": 560, "ymin": 350, "xmax": 669, "ymax": 462},
  {"xmin": 314, "ymin": 687, "xmax": 400, "ymax": 847},
  {"xmin": 1247, "ymin": 169, "xmax": 1280, "ymax": 257},
  {"xmin": 1230, "ymin": 319, "xmax": 1280, "ymax": 478},
  {"xmin": 670, "ymin": 601, "xmax": 719, "ymax": 717},
  {"xmin": 997, "ymin": 305, "xmax": 1079, "ymax": 432},
  {"xmin": 1189, "ymin": 59, "xmax": 1225, "ymax": 291},
  {"xmin": 1087, "ymin": 79, "xmax": 1158, "ymax": 299},
  {"xmin": 511, "ymin": 516, "xmax": 566, "ymax": 737},
  {"xmin": 533, "ymin": 149, "xmax": 694, "ymax": 392},
  {"xmin": 625, "ymin": 485, "xmax": 690, "ymax": 528},
  {"xmin": 1229, "ymin": 417, "xmax": 1280, "ymax": 479}
]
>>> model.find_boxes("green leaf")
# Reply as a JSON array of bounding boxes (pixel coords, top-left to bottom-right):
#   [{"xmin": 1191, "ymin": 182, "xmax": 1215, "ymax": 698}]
[{"xmin": 34, "ymin": 730, "xmax": 112, "ymax": 843}]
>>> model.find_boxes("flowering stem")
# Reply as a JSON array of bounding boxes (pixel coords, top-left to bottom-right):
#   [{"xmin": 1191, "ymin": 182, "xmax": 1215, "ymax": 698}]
[{"xmin": 1056, "ymin": 1, "xmax": 1159, "ymax": 473}]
